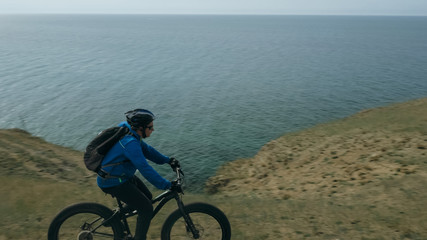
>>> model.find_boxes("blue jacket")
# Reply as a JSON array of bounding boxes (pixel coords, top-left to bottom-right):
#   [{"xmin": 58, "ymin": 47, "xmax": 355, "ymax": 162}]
[{"xmin": 97, "ymin": 122, "xmax": 171, "ymax": 190}]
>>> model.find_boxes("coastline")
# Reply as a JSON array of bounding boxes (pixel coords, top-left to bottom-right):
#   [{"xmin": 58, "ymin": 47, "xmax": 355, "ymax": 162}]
[
  {"xmin": 206, "ymin": 97, "xmax": 427, "ymax": 199},
  {"xmin": 1, "ymin": 97, "xmax": 427, "ymax": 239},
  {"xmin": 1, "ymin": 97, "xmax": 426, "ymax": 193}
]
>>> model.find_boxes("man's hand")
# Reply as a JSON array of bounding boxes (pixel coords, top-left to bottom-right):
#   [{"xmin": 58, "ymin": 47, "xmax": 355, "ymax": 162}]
[{"xmin": 169, "ymin": 157, "xmax": 180, "ymax": 170}]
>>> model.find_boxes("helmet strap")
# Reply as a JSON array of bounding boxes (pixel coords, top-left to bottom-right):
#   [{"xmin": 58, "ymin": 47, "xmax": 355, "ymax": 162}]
[
  {"xmin": 141, "ymin": 126, "xmax": 147, "ymax": 138},
  {"xmin": 131, "ymin": 125, "xmax": 147, "ymax": 139}
]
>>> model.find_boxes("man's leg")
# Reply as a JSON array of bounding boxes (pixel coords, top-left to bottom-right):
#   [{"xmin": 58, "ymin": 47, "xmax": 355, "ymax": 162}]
[{"xmin": 102, "ymin": 180, "xmax": 153, "ymax": 240}]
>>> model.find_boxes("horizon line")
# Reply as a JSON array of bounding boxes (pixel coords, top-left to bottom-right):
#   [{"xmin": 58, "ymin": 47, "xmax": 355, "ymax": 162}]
[{"xmin": 1, "ymin": 12, "xmax": 427, "ymax": 17}]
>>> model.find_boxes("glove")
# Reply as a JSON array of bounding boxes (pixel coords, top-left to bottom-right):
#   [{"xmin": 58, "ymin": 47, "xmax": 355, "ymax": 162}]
[{"xmin": 169, "ymin": 157, "xmax": 180, "ymax": 170}]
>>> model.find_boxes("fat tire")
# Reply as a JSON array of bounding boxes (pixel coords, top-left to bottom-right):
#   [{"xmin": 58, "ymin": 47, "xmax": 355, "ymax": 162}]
[
  {"xmin": 161, "ymin": 202, "xmax": 231, "ymax": 240},
  {"xmin": 48, "ymin": 202, "xmax": 124, "ymax": 240}
]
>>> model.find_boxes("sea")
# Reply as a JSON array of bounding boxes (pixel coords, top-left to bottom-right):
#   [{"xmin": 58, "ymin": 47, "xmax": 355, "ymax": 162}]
[{"xmin": 1, "ymin": 14, "xmax": 427, "ymax": 191}]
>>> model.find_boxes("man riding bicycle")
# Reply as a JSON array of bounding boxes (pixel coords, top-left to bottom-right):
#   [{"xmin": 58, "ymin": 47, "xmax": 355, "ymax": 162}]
[{"xmin": 97, "ymin": 109, "xmax": 180, "ymax": 240}]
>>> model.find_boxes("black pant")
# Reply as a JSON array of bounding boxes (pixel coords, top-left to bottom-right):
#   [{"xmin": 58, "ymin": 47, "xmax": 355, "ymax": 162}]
[{"xmin": 102, "ymin": 176, "xmax": 153, "ymax": 240}]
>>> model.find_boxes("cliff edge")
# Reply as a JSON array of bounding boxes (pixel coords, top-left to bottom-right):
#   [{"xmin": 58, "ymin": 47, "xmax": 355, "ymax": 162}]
[{"xmin": 206, "ymin": 98, "xmax": 427, "ymax": 202}]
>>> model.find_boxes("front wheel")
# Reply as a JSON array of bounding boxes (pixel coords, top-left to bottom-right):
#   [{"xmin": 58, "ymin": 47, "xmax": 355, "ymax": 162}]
[
  {"xmin": 161, "ymin": 202, "xmax": 231, "ymax": 240},
  {"xmin": 48, "ymin": 202, "xmax": 125, "ymax": 240}
]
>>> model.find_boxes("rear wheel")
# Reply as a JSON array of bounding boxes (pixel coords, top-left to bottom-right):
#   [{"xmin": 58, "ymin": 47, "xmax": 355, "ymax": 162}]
[
  {"xmin": 161, "ymin": 203, "xmax": 231, "ymax": 240},
  {"xmin": 48, "ymin": 202, "xmax": 125, "ymax": 240}
]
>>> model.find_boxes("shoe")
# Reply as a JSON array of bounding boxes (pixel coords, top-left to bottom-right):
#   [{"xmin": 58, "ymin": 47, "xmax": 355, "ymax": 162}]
[{"xmin": 121, "ymin": 204, "xmax": 135, "ymax": 214}]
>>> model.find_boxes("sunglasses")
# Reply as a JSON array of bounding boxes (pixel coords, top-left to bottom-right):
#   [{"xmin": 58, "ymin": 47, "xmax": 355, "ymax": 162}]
[{"xmin": 146, "ymin": 125, "xmax": 154, "ymax": 130}]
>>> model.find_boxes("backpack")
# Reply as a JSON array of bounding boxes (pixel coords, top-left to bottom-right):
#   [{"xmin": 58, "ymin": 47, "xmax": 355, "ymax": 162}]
[{"xmin": 83, "ymin": 126, "xmax": 130, "ymax": 173}]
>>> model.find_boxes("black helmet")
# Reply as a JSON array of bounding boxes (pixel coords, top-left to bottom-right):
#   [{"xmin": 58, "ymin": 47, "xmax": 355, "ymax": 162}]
[{"xmin": 125, "ymin": 109, "xmax": 156, "ymax": 128}]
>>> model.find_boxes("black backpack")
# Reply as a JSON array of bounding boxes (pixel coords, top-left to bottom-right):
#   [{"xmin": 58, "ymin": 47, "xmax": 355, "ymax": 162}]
[{"xmin": 83, "ymin": 126, "xmax": 130, "ymax": 173}]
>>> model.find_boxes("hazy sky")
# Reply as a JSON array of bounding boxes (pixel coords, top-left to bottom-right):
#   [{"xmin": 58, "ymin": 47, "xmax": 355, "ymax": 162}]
[{"xmin": 1, "ymin": 0, "xmax": 427, "ymax": 16}]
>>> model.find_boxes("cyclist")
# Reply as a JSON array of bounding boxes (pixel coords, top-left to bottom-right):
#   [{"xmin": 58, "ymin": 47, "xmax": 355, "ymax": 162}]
[{"xmin": 97, "ymin": 108, "xmax": 180, "ymax": 240}]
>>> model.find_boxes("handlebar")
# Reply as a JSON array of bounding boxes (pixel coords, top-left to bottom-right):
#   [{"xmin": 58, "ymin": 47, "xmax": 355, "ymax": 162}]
[{"xmin": 171, "ymin": 166, "xmax": 185, "ymax": 193}]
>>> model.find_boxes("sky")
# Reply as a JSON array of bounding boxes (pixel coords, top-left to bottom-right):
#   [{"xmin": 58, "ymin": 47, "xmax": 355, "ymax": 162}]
[{"xmin": 1, "ymin": 0, "xmax": 427, "ymax": 16}]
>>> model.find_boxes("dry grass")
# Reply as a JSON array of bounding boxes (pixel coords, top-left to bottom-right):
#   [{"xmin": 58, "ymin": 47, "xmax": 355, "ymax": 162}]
[
  {"xmin": 1, "ymin": 97, "xmax": 427, "ymax": 239},
  {"xmin": 207, "ymin": 97, "xmax": 427, "ymax": 239}
]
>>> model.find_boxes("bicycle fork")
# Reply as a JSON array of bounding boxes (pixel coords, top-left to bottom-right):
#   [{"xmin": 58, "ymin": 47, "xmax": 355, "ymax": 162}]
[{"xmin": 175, "ymin": 195, "xmax": 200, "ymax": 239}]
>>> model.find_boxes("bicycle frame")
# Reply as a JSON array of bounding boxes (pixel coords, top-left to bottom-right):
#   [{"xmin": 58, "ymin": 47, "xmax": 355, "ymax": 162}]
[
  {"xmin": 107, "ymin": 167, "xmax": 199, "ymax": 239},
  {"xmin": 48, "ymin": 166, "xmax": 228, "ymax": 240},
  {"xmin": 111, "ymin": 189, "xmax": 178, "ymax": 238}
]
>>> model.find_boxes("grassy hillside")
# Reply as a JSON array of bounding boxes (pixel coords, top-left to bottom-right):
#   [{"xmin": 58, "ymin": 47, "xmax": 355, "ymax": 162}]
[
  {"xmin": 207, "ymin": 97, "xmax": 427, "ymax": 239},
  {"xmin": 0, "ymin": 129, "xmax": 233, "ymax": 240},
  {"xmin": 1, "ymin": 97, "xmax": 427, "ymax": 239}
]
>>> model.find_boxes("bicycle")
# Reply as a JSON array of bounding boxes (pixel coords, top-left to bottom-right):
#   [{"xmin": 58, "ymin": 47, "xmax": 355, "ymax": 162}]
[{"xmin": 47, "ymin": 167, "xmax": 231, "ymax": 239}]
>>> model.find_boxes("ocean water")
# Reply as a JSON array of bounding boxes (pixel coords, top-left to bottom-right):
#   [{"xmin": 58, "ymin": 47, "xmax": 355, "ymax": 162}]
[{"xmin": 1, "ymin": 15, "xmax": 427, "ymax": 190}]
